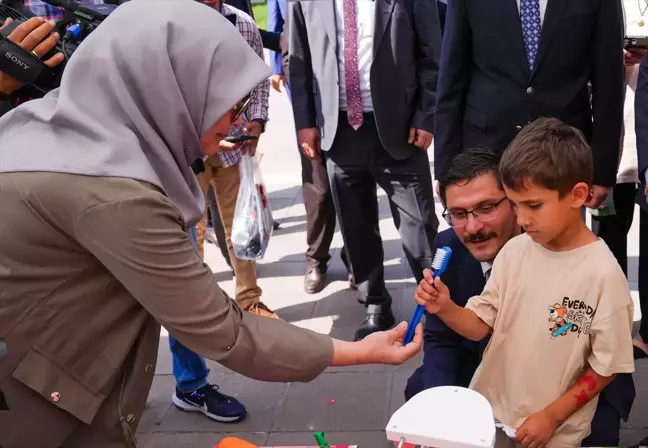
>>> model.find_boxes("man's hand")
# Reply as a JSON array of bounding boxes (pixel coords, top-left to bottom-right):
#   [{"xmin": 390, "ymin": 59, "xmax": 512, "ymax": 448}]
[
  {"xmin": 0, "ymin": 17, "xmax": 64, "ymax": 95},
  {"xmin": 408, "ymin": 128, "xmax": 433, "ymax": 150},
  {"xmin": 414, "ymin": 269, "xmax": 452, "ymax": 315},
  {"xmin": 515, "ymin": 410, "xmax": 560, "ymax": 448},
  {"xmin": 625, "ymin": 48, "xmax": 647, "ymax": 66},
  {"xmin": 279, "ymin": 31, "xmax": 287, "ymax": 53},
  {"xmin": 298, "ymin": 127, "xmax": 321, "ymax": 161},
  {"xmin": 584, "ymin": 185, "xmax": 612, "ymax": 209},
  {"xmin": 270, "ymin": 74, "xmax": 285, "ymax": 93},
  {"xmin": 243, "ymin": 120, "xmax": 263, "ymax": 156}
]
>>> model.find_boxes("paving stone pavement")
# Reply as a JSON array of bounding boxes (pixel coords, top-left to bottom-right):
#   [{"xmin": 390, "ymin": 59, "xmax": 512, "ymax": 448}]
[{"xmin": 137, "ymin": 89, "xmax": 648, "ymax": 447}]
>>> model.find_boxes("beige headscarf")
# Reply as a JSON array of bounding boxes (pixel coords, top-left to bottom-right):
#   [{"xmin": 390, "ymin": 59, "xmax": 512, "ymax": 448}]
[{"xmin": 0, "ymin": 0, "xmax": 270, "ymax": 226}]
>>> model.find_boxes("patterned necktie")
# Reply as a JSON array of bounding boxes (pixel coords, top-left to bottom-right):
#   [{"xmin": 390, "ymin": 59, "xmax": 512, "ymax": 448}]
[
  {"xmin": 342, "ymin": 0, "xmax": 364, "ymax": 130},
  {"xmin": 519, "ymin": 0, "xmax": 542, "ymax": 70},
  {"xmin": 485, "ymin": 268, "xmax": 492, "ymax": 282}
]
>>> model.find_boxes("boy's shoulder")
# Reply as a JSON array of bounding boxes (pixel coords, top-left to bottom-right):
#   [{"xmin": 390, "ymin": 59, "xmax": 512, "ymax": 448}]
[{"xmin": 496, "ymin": 233, "xmax": 533, "ymax": 259}]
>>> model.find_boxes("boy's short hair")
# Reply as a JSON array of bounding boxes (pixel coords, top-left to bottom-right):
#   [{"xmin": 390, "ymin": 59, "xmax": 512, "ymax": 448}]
[
  {"xmin": 499, "ymin": 117, "xmax": 593, "ymax": 197},
  {"xmin": 439, "ymin": 147, "xmax": 503, "ymax": 204}
]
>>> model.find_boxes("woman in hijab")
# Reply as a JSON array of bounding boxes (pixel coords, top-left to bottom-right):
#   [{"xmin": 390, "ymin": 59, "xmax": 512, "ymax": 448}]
[{"xmin": 0, "ymin": 1, "xmax": 422, "ymax": 446}]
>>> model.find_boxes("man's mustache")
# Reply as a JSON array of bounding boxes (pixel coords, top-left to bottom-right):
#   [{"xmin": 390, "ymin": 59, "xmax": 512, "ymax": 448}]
[{"xmin": 465, "ymin": 232, "xmax": 497, "ymax": 244}]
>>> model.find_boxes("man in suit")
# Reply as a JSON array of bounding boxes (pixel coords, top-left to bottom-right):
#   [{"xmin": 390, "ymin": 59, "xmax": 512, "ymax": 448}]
[
  {"xmin": 406, "ymin": 148, "xmax": 636, "ymax": 447},
  {"xmin": 434, "ymin": 0, "xmax": 625, "ymax": 210},
  {"xmin": 269, "ymin": 0, "xmax": 339, "ymax": 294},
  {"xmin": 288, "ymin": 0, "xmax": 442, "ymax": 340}
]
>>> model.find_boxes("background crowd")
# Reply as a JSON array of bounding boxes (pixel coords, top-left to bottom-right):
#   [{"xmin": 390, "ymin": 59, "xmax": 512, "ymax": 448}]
[{"xmin": 0, "ymin": 0, "xmax": 646, "ymax": 446}]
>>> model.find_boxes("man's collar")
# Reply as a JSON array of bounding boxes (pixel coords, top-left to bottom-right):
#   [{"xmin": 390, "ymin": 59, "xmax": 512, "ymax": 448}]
[{"xmin": 480, "ymin": 261, "xmax": 492, "ymax": 276}]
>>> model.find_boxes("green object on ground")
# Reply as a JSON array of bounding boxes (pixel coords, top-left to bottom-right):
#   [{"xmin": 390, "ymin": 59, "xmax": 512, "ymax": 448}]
[{"xmin": 313, "ymin": 431, "xmax": 331, "ymax": 448}]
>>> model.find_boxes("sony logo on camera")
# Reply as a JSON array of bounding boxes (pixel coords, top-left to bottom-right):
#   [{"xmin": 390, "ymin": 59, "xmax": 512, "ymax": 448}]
[{"xmin": 4, "ymin": 52, "xmax": 30, "ymax": 71}]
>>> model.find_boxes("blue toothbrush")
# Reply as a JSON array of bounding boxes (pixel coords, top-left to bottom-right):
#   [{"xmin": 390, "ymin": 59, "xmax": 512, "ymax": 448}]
[{"xmin": 404, "ymin": 246, "xmax": 453, "ymax": 344}]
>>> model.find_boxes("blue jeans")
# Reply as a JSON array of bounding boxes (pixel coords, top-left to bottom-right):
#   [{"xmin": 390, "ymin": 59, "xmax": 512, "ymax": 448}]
[{"xmin": 169, "ymin": 225, "xmax": 210, "ymax": 393}]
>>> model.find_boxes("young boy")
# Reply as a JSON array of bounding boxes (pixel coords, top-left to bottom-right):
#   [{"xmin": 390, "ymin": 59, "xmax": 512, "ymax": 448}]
[{"xmin": 416, "ymin": 118, "xmax": 635, "ymax": 448}]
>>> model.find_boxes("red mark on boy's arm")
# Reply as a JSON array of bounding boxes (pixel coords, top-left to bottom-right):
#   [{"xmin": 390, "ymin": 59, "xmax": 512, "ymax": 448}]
[
  {"xmin": 577, "ymin": 375, "xmax": 597, "ymax": 391},
  {"xmin": 575, "ymin": 390, "xmax": 589, "ymax": 407},
  {"xmin": 539, "ymin": 369, "xmax": 615, "ymax": 427}
]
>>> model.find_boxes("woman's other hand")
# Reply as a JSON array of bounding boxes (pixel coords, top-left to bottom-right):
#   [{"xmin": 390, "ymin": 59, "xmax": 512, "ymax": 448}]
[
  {"xmin": 362, "ymin": 321, "xmax": 423, "ymax": 364},
  {"xmin": 331, "ymin": 321, "xmax": 422, "ymax": 367},
  {"xmin": 0, "ymin": 17, "xmax": 65, "ymax": 94}
]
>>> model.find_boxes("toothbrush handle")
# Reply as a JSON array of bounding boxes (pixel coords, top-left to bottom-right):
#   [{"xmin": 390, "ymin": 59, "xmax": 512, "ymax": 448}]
[
  {"xmin": 404, "ymin": 305, "xmax": 424, "ymax": 344},
  {"xmin": 404, "ymin": 269, "xmax": 446, "ymax": 345}
]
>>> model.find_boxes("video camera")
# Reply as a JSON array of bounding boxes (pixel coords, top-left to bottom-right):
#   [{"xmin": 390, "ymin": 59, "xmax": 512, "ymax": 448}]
[{"xmin": 0, "ymin": 0, "xmax": 124, "ymax": 101}]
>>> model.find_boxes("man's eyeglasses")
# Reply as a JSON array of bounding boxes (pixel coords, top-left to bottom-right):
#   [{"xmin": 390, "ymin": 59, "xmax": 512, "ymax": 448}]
[
  {"xmin": 231, "ymin": 95, "xmax": 252, "ymax": 124},
  {"xmin": 442, "ymin": 197, "xmax": 508, "ymax": 227}
]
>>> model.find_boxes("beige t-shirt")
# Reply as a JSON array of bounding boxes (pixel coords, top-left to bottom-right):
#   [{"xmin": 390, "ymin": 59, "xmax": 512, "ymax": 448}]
[{"xmin": 466, "ymin": 234, "xmax": 635, "ymax": 448}]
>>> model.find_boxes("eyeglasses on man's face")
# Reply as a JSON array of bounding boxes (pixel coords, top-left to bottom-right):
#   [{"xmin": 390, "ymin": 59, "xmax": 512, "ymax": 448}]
[{"xmin": 442, "ymin": 197, "xmax": 509, "ymax": 227}]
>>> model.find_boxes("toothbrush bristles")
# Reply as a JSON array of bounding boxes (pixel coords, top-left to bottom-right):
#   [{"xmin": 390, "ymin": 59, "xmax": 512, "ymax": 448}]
[{"xmin": 431, "ymin": 248, "xmax": 448, "ymax": 270}]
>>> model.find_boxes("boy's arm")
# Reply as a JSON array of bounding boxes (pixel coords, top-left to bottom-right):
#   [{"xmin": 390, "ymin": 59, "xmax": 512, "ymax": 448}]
[
  {"xmin": 546, "ymin": 368, "xmax": 615, "ymax": 423},
  {"xmin": 437, "ymin": 302, "xmax": 491, "ymax": 342},
  {"xmin": 416, "ymin": 269, "xmax": 494, "ymax": 342},
  {"xmin": 515, "ymin": 368, "xmax": 615, "ymax": 446}
]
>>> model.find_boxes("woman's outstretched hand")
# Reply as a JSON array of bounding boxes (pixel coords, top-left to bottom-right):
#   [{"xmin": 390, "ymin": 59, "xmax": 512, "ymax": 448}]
[
  {"xmin": 331, "ymin": 321, "xmax": 422, "ymax": 367},
  {"xmin": 363, "ymin": 321, "xmax": 423, "ymax": 364}
]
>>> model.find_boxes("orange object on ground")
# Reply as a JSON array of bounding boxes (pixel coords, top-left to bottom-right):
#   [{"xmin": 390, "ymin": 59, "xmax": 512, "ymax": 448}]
[{"xmin": 216, "ymin": 437, "xmax": 259, "ymax": 448}]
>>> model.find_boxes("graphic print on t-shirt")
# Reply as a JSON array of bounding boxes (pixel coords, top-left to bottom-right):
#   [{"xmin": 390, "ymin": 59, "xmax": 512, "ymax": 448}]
[{"xmin": 548, "ymin": 298, "xmax": 596, "ymax": 340}]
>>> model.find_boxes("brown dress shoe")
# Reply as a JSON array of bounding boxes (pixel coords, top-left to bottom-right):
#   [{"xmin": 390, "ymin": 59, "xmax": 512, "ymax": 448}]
[
  {"xmin": 246, "ymin": 302, "xmax": 280, "ymax": 319},
  {"xmin": 304, "ymin": 266, "xmax": 326, "ymax": 294}
]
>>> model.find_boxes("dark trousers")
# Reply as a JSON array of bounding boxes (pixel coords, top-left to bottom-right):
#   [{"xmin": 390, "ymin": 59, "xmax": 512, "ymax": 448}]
[
  {"xmin": 286, "ymin": 84, "xmax": 336, "ymax": 270},
  {"xmin": 300, "ymin": 149, "xmax": 337, "ymax": 269},
  {"xmin": 206, "ymin": 186, "xmax": 232, "ymax": 268},
  {"xmin": 326, "ymin": 112, "xmax": 438, "ymax": 305},
  {"xmin": 591, "ymin": 183, "xmax": 648, "ymax": 340}
]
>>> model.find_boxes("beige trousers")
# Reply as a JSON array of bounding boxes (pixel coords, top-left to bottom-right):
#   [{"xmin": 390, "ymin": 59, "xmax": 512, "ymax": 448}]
[{"xmin": 196, "ymin": 156, "xmax": 262, "ymax": 309}]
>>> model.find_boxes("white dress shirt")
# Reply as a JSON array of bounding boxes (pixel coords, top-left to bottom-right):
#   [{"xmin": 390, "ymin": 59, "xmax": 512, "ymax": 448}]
[
  {"xmin": 334, "ymin": 0, "xmax": 375, "ymax": 112},
  {"xmin": 481, "ymin": 261, "xmax": 493, "ymax": 281},
  {"xmin": 624, "ymin": 0, "xmax": 648, "ymax": 37},
  {"xmin": 515, "ymin": 0, "xmax": 548, "ymax": 25}
]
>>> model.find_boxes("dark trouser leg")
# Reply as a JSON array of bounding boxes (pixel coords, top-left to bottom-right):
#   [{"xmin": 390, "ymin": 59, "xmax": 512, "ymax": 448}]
[
  {"xmin": 639, "ymin": 206, "xmax": 648, "ymax": 341},
  {"xmin": 591, "ymin": 183, "xmax": 637, "ymax": 275},
  {"xmin": 207, "ymin": 186, "xmax": 232, "ymax": 268},
  {"xmin": 372, "ymin": 145, "xmax": 438, "ymax": 285},
  {"xmin": 326, "ymin": 116, "xmax": 387, "ymax": 306},
  {"xmin": 301, "ymin": 148, "xmax": 336, "ymax": 270},
  {"xmin": 581, "ymin": 396, "xmax": 621, "ymax": 447}
]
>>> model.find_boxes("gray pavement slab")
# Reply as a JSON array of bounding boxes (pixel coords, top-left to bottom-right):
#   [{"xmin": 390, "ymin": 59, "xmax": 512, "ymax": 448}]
[{"xmin": 138, "ymin": 89, "xmax": 648, "ymax": 447}]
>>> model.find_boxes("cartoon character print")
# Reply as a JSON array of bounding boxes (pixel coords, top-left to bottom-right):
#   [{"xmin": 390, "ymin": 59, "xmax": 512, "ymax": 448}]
[{"xmin": 548, "ymin": 303, "xmax": 573, "ymax": 339}]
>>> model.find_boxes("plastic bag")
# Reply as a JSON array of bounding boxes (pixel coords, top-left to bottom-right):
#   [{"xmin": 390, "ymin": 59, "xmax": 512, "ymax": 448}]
[{"xmin": 231, "ymin": 154, "xmax": 274, "ymax": 260}]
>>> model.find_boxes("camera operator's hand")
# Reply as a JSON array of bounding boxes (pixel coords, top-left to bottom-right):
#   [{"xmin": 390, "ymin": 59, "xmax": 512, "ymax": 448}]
[{"xmin": 0, "ymin": 17, "xmax": 64, "ymax": 94}]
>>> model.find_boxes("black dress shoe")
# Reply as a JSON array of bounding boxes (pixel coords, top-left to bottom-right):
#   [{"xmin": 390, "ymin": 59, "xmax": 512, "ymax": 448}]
[
  {"xmin": 304, "ymin": 266, "xmax": 326, "ymax": 294},
  {"xmin": 354, "ymin": 305, "xmax": 395, "ymax": 341}
]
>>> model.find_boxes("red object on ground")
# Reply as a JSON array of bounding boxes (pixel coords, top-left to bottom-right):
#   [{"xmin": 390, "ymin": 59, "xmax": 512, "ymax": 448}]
[{"xmin": 216, "ymin": 437, "xmax": 259, "ymax": 448}]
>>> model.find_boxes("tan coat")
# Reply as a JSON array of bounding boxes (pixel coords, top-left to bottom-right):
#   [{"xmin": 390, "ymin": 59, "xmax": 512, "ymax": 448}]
[{"xmin": 0, "ymin": 173, "xmax": 333, "ymax": 448}]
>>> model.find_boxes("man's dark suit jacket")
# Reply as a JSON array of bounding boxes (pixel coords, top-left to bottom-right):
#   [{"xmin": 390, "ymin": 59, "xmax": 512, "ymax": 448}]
[
  {"xmin": 288, "ymin": 0, "xmax": 442, "ymax": 159},
  {"xmin": 636, "ymin": 55, "xmax": 648, "ymax": 203},
  {"xmin": 433, "ymin": 0, "xmax": 624, "ymax": 187},
  {"xmin": 406, "ymin": 229, "xmax": 636, "ymax": 446}
]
